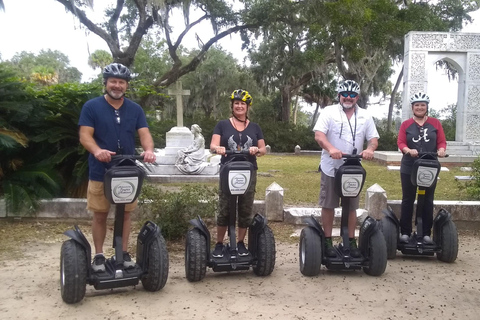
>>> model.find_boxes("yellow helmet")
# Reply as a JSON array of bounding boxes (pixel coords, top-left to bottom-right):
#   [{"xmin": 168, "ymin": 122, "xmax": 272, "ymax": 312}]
[{"xmin": 231, "ymin": 89, "xmax": 252, "ymax": 106}]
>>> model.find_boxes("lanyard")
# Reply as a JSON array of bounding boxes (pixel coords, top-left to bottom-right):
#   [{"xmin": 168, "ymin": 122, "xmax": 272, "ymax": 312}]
[{"xmin": 339, "ymin": 107, "xmax": 357, "ymax": 147}]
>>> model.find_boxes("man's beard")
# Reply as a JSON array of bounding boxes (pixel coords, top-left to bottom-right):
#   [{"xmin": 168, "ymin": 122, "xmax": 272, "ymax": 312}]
[
  {"xmin": 106, "ymin": 89, "xmax": 125, "ymax": 100},
  {"xmin": 340, "ymin": 101, "xmax": 355, "ymax": 109}
]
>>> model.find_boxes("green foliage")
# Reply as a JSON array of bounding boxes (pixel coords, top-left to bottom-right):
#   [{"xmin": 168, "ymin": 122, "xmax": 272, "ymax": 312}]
[
  {"xmin": 0, "ymin": 65, "xmax": 63, "ymax": 215},
  {"xmin": 5, "ymin": 50, "xmax": 81, "ymax": 83},
  {"xmin": 460, "ymin": 156, "xmax": 480, "ymax": 200},
  {"xmin": 138, "ymin": 184, "xmax": 218, "ymax": 240},
  {"xmin": 261, "ymin": 121, "xmax": 318, "ymax": 152},
  {"xmin": 374, "ymin": 118, "xmax": 399, "ymax": 151},
  {"xmin": 32, "ymin": 83, "xmax": 103, "ymax": 195}
]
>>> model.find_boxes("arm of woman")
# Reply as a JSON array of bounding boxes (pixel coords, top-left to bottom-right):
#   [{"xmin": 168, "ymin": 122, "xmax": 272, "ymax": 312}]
[
  {"xmin": 256, "ymin": 139, "xmax": 267, "ymax": 156},
  {"xmin": 210, "ymin": 134, "xmax": 225, "ymax": 155}
]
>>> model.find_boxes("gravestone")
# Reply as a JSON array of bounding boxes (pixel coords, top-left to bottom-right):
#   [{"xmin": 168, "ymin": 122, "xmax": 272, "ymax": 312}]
[{"xmin": 164, "ymin": 81, "xmax": 192, "ymax": 162}]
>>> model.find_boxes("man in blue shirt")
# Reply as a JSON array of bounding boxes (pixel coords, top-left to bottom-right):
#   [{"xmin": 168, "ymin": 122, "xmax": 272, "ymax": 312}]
[{"xmin": 78, "ymin": 63, "xmax": 156, "ymax": 272}]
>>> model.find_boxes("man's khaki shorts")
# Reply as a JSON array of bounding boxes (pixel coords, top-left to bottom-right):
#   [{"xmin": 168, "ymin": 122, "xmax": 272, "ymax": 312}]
[
  {"xmin": 318, "ymin": 170, "xmax": 360, "ymax": 210},
  {"xmin": 87, "ymin": 180, "xmax": 137, "ymax": 213}
]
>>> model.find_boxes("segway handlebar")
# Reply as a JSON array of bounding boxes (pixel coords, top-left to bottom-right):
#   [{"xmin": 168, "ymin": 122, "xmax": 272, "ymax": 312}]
[
  {"xmin": 341, "ymin": 153, "xmax": 363, "ymax": 159},
  {"xmin": 417, "ymin": 152, "xmax": 449, "ymax": 158},
  {"xmin": 110, "ymin": 154, "xmax": 145, "ymax": 162},
  {"xmin": 224, "ymin": 150, "xmax": 251, "ymax": 155}
]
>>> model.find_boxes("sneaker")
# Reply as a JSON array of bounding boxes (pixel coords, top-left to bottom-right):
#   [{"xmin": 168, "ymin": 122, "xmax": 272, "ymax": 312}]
[
  {"xmin": 92, "ymin": 254, "xmax": 106, "ymax": 273},
  {"xmin": 399, "ymin": 234, "xmax": 410, "ymax": 243},
  {"xmin": 423, "ymin": 236, "xmax": 434, "ymax": 244},
  {"xmin": 123, "ymin": 251, "xmax": 135, "ymax": 269},
  {"xmin": 324, "ymin": 238, "xmax": 336, "ymax": 257},
  {"xmin": 212, "ymin": 242, "xmax": 224, "ymax": 258},
  {"xmin": 349, "ymin": 238, "xmax": 362, "ymax": 258},
  {"xmin": 237, "ymin": 241, "xmax": 249, "ymax": 256}
]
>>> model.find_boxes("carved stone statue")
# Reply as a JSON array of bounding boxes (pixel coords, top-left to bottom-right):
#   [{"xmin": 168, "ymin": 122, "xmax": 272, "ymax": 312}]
[{"xmin": 175, "ymin": 124, "xmax": 209, "ymax": 174}]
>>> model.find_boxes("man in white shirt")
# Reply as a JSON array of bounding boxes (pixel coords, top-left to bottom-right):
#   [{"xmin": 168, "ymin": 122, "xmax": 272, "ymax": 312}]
[{"xmin": 313, "ymin": 79, "xmax": 379, "ymax": 258}]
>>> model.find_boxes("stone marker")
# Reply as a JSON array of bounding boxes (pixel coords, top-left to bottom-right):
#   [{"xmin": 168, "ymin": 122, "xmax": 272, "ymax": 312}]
[
  {"xmin": 365, "ymin": 183, "xmax": 387, "ymax": 220},
  {"xmin": 265, "ymin": 182, "xmax": 284, "ymax": 221},
  {"xmin": 294, "ymin": 145, "xmax": 301, "ymax": 155}
]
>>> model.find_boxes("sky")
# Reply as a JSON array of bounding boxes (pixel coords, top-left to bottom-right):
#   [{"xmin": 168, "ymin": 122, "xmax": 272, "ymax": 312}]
[{"xmin": 0, "ymin": 0, "xmax": 479, "ymax": 118}]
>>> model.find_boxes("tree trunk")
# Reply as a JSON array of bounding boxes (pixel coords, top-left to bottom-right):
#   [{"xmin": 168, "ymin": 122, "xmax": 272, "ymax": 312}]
[
  {"xmin": 387, "ymin": 67, "xmax": 403, "ymax": 132},
  {"xmin": 281, "ymin": 88, "xmax": 291, "ymax": 122},
  {"xmin": 293, "ymin": 95, "xmax": 299, "ymax": 125}
]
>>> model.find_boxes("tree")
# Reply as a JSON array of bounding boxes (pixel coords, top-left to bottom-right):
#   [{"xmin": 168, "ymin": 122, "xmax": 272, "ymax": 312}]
[
  {"xmin": 0, "ymin": 65, "xmax": 62, "ymax": 215},
  {"xmin": 88, "ymin": 49, "xmax": 113, "ymax": 71},
  {"xmin": 56, "ymin": 0, "xmax": 263, "ymax": 88},
  {"xmin": 5, "ymin": 50, "xmax": 82, "ymax": 83},
  {"xmin": 182, "ymin": 47, "xmax": 253, "ymax": 118}
]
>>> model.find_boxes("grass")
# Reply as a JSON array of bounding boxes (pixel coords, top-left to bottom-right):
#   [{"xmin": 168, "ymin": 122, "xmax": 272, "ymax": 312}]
[{"xmin": 159, "ymin": 154, "xmax": 474, "ymax": 206}]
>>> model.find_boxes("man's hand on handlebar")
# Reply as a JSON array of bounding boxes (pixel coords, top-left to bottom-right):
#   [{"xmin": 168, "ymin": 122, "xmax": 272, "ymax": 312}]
[
  {"xmin": 94, "ymin": 149, "xmax": 116, "ymax": 163},
  {"xmin": 360, "ymin": 149, "xmax": 375, "ymax": 160},
  {"xmin": 141, "ymin": 150, "xmax": 156, "ymax": 163},
  {"xmin": 328, "ymin": 147, "xmax": 343, "ymax": 159}
]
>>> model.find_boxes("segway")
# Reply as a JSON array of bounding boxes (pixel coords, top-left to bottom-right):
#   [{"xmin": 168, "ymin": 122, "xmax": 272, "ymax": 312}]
[
  {"xmin": 60, "ymin": 155, "xmax": 169, "ymax": 304},
  {"xmin": 185, "ymin": 150, "xmax": 276, "ymax": 282},
  {"xmin": 299, "ymin": 150, "xmax": 387, "ymax": 277},
  {"xmin": 380, "ymin": 152, "xmax": 458, "ymax": 262}
]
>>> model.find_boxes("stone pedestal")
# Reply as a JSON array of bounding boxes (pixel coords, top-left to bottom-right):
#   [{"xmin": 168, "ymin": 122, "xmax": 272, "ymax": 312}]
[
  {"xmin": 164, "ymin": 126, "xmax": 193, "ymax": 161},
  {"xmin": 365, "ymin": 183, "xmax": 387, "ymax": 220},
  {"xmin": 265, "ymin": 182, "xmax": 284, "ymax": 221}
]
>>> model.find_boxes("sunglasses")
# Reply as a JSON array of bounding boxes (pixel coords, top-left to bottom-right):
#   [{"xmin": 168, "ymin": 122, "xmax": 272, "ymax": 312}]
[{"xmin": 340, "ymin": 92, "xmax": 358, "ymax": 98}]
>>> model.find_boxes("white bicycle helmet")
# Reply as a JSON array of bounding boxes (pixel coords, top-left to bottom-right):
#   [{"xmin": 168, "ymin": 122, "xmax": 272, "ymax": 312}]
[
  {"xmin": 410, "ymin": 92, "xmax": 430, "ymax": 104},
  {"xmin": 337, "ymin": 80, "xmax": 360, "ymax": 94}
]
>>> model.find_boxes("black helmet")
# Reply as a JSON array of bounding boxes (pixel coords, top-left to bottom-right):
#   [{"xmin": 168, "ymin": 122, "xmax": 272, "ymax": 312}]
[
  {"xmin": 230, "ymin": 89, "xmax": 252, "ymax": 106},
  {"xmin": 103, "ymin": 63, "xmax": 131, "ymax": 81}
]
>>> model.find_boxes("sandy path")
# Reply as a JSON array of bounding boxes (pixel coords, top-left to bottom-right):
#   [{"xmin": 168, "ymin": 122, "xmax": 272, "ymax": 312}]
[{"xmin": 0, "ymin": 231, "xmax": 479, "ymax": 320}]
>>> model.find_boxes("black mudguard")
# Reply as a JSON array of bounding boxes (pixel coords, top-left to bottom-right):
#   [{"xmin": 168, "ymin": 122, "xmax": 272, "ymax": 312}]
[
  {"xmin": 433, "ymin": 208, "xmax": 453, "ymax": 243},
  {"xmin": 189, "ymin": 216, "xmax": 211, "ymax": 258},
  {"xmin": 64, "ymin": 225, "xmax": 91, "ymax": 266},
  {"xmin": 382, "ymin": 207, "xmax": 400, "ymax": 226},
  {"xmin": 358, "ymin": 216, "xmax": 379, "ymax": 256},
  {"xmin": 248, "ymin": 214, "xmax": 268, "ymax": 257},
  {"xmin": 136, "ymin": 220, "xmax": 162, "ymax": 269}
]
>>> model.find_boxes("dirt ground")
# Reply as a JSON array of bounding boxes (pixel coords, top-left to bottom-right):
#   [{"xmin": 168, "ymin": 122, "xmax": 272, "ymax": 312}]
[{"xmin": 0, "ymin": 222, "xmax": 479, "ymax": 320}]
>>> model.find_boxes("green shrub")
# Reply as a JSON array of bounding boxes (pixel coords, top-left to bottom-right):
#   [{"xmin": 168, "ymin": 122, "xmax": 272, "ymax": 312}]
[
  {"xmin": 138, "ymin": 184, "xmax": 218, "ymax": 240},
  {"xmin": 461, "ymin": 156, "xmax": 480, "ymax": 200}
]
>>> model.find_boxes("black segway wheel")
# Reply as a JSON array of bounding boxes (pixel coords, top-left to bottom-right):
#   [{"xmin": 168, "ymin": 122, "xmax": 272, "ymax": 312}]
[
  {"xmin": 60, "ymin": 239, "xmax": 87, "ymax": 304},
  {"xmin": 141, "ymin": 234, "xmax": 169, "ymax": 291},
  {"xmin": 435, "ymin": 220, "xmax": 458, "ymax": 263},
  {"xmin": 253, "ymin": 226, "xmax": 276, "ymax": 276},
  {"xmin": 380, "ymin": 217, "xmax": 398, "ymax": 259},
  {"xmin": 185, "ymin": 228, "xmax": 207, "ymax": 282},
  {"xmin": 299, "ymin": 227, "xmax": 322, "ymax": 276},
  {"xmin": 363, "ymin": 229, "xmax": 387, "ymax": 276}
]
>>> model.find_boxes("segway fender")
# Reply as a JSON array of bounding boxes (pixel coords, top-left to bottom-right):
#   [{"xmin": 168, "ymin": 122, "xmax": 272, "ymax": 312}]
[
  {"xmin": 433, "ymin": 208, "xmax": 453, "ymax": 241},
  {"xmin": 382, "ymin": 207, "xmax": 400, "ymax": 225},
  {"xmin": 188, "ymin": 216, "xmax": 211, "ymax": 257},
  {"xmin": 434, "ymin": 208, "xmax": 452, "ymax": 226},
  {"xmin": 303, "ymin": 215, "xmax": 324, "ymax": 236},
  {"xmin": 64, "ymin": 226, "xmax": 91, "ymax": 266},
  {"xmin": 248, "ymin": 214, "xmax": 268, "ymax": 257},
  {"xmin": 136, "ymin": 220, "xmax": 161, "ymax": 269},
  {"xmin": 359, "ymin": 216, "xmax": 378, "ymax": 255}
]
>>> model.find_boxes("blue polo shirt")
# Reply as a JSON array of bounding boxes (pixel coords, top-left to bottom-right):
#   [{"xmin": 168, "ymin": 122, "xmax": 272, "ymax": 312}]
[{"xmin": 78, "ymin": 96, "xmax": 148, "ymax": 181}]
